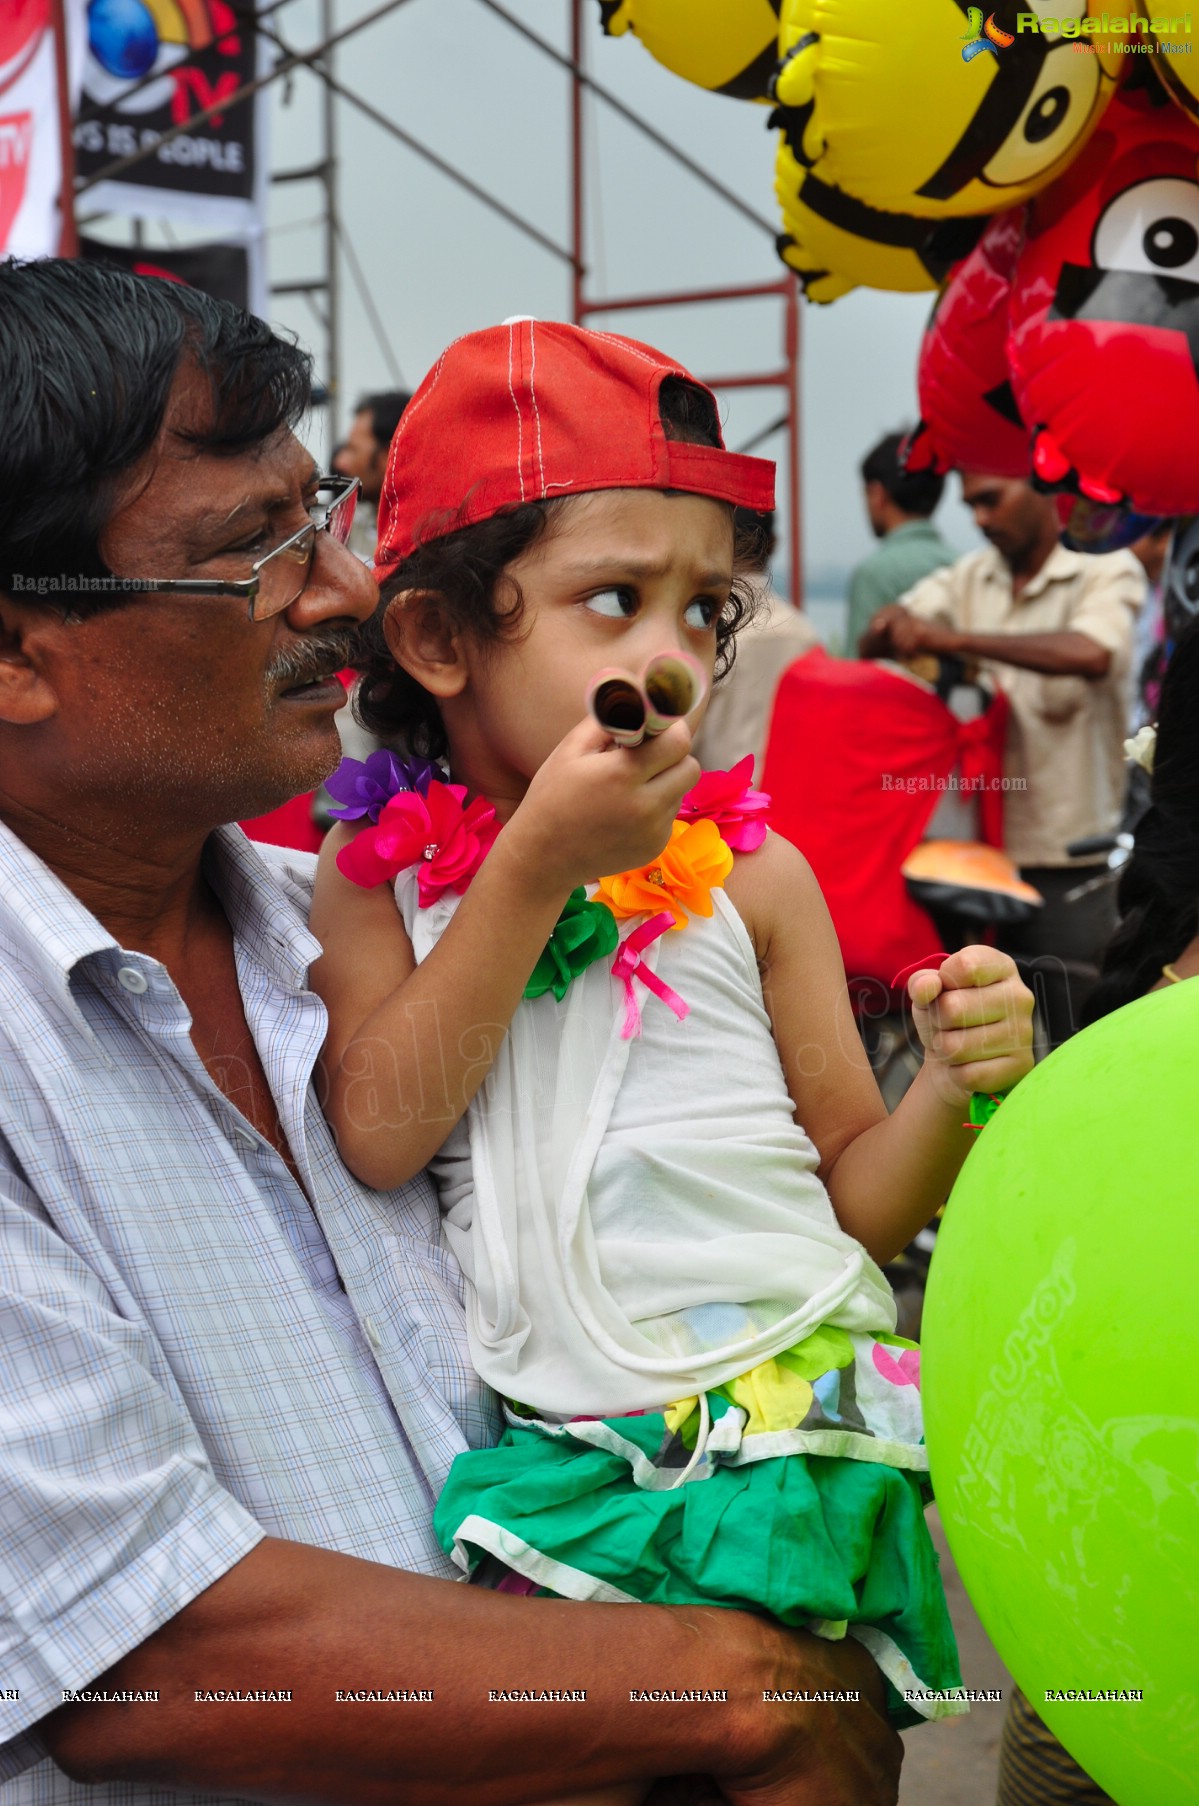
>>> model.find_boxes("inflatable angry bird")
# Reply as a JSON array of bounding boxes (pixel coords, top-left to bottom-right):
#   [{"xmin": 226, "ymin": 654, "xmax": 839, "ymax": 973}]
[
  {"xmin": 1009, "ymin": 84, "xmax": 1199, "ymax": 513},
  {"xmin": 598, "ymin": 0, "xmax": 783, "ymax": 102},
  {"xmin": 909, "ymin": 208, "xmax": 1033, "ymax": 475},
  {"xmin": 771, "ymin": 0, "xmax": 1120, "ymax": 220}
]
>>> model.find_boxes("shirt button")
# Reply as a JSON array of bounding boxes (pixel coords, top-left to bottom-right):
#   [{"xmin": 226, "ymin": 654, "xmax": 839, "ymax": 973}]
[
  {"xmin": 116, "ymin": 967, "xmax": 149, "ymax": 994},
  {"xmin": 363, "ymin": 1316, "xmax": 383, "ymax": 1350},
  {"xmin": 232, "ymin": 1126, "xmax": 256, "ymax": 1149}
]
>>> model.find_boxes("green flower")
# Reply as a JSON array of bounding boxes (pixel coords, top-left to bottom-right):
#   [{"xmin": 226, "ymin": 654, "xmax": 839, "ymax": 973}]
[
  {"xmin": 524, "ymin": 889, "xmax": 619, "ymax": 1002},
  {"xmin": 968, "ymin": 1089, "xmax": 1009, "ymax": 1130}
]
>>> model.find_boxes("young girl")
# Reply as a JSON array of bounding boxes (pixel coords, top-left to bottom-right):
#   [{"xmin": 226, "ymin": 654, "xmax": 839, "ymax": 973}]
[{"xmin": 310, "ymin": 319, "xmax": 1034, "ymax": 1752}]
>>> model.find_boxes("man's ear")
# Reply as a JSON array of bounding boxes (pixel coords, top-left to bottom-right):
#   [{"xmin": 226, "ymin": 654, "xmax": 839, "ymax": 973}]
[
  {"xmin": 0, "ymin": 597, "xmax": 61, "ymax": 726},
  {"xmin": 383, "ymin": 590, "xmax": 468, "ymax": 699}
]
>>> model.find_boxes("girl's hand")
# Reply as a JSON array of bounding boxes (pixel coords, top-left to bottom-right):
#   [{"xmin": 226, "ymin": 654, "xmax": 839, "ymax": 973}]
[
  {"xmin": 503, "ymin": 714, "xmax": 700, "ymax": 897},
  {"xmin": 908, "ymin": 947, "xmax": 1035, "ymax": 1112}
]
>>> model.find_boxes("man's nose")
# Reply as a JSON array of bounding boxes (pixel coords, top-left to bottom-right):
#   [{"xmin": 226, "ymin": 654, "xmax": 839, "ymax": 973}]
[{"xmin": 287, "ymin": 530, "xmax": 378, "ymax": 629}]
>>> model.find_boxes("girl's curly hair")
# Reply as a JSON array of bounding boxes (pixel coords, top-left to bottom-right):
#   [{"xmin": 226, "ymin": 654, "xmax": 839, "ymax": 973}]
[{"xmin": 353, "ymin": 377, "xmax": 771, "ymax": 759}]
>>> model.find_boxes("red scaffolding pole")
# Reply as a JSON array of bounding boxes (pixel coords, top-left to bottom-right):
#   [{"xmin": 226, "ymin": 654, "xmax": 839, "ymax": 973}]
[
  {"xmin": 568, "ymin": 0, "xmax": 803, "ymax": 606},
  {"xmin": 71, "ymin": 0, "xmax": 800, "ymax": 554},
  {"xmin": 50, "ymin": 0, "xmax": 78, "ymax": 256}
]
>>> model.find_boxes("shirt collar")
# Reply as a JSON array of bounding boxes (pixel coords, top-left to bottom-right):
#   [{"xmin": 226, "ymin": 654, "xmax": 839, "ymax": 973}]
[
  {"xmin": 886, "ymin": 519, "xmax": 944, "ymax": 545},
  {"xmin": 0, "ymin": 817, "xmax": 320, "ymax": 1005},
  {"xmin": 206, "ymin": 826, "xmax": 322, "ymax": 991},
  {"xmin": 979, "ymin": 538, "xmax": 1085, "ymax": 600},
  {"xmin": 0, "ymin": 816, "xmax": 118, "ymax": 1014}
]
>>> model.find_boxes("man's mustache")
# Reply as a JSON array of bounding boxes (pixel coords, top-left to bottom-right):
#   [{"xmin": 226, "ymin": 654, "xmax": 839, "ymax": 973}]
[
  {"xmin": 267, "ymin": 628, "xmax": 362, "ymax": 690},
  {"xmin": 1050, "ymin": 263, "xmax": 1199, "ymax": 377}
]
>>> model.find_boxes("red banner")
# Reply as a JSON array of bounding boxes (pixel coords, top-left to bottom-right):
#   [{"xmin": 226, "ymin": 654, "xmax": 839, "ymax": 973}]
[{"xmin": 0, "ymin": 0, "xmax": 78, "ymax": 257}]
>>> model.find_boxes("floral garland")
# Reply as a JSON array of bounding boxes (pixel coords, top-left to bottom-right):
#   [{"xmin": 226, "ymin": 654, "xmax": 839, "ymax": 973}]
[{"xmin": 326, "ymin": 750, "xmax": 770, "ymax": 1035}]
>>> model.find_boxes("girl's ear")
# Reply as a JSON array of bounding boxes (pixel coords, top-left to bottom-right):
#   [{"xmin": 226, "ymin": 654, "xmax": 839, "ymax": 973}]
[{"xmin": 382, "ymin": 590, "xmax": 468, "ymax": 700}]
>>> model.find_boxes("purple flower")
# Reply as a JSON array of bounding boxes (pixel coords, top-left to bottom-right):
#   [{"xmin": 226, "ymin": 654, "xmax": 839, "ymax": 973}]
[{"xmin": 325, "ymin": 750, "xmax": 440, "ymax": 823}]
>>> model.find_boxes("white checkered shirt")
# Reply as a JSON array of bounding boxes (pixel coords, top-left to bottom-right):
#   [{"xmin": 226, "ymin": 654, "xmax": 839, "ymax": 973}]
[{"xmin": 0, "ymin": 821, "xmax": 498, "ymax": 1802}]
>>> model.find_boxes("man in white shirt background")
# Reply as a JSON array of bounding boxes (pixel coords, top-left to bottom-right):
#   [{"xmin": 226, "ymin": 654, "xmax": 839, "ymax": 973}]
[{"xmin": 862, "ymin": 473, "xmax": 1145, "ymax": 1046}]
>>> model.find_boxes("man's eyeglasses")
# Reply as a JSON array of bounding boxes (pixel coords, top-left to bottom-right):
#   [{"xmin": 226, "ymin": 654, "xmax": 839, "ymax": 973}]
[{"xmin": 84, "ymin": 474, "xmax": 361, "ymax": 623}]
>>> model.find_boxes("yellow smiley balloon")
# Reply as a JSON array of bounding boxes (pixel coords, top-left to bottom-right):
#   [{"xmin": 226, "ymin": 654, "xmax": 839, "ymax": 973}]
[
  {"xmin": 599, "ymin": 0, "xmax": 783, "ymax": 102},
  {"xmin": 1138, "ymin": 0, "xmax": 1199, "ymax": 124},
  {"xmin": 773, "ymin": 0, "xmax": 1120, "ymax": 219},
  {"xmin": 775, "ymin": 137, "xmax": 988, "ymax": 299},
  {"xmin": 1154, "ymin": 53, "xmax": 1199, "ymax": 122}
]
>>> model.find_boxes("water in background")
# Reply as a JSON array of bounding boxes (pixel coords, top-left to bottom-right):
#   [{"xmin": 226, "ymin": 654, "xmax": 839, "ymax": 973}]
[
  {"xmin": 774, "ymin": 571, "xmax": 849, "ymax": 658},
  {"xmin": 801, "ymin": 588, "xmax": 849, "ymax": 657}
]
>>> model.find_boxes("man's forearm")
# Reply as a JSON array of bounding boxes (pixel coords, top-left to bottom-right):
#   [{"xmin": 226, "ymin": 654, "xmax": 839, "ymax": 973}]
[
  {"xmin": 41, "ymin": 1537, "xmax": 894, "ymax": 1806},
  {"xmin": 857, "ymin": 607, "xmax": 905, "ymax": 659},
  {"xmin": 944, "ymin": 627, "xmax": 1111, "ymax": 678}
]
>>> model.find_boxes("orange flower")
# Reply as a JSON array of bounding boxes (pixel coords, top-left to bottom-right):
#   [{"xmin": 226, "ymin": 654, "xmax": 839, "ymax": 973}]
[{"xmin": 595, "ymin": 819, "xmax": 734, "ymax": 928}]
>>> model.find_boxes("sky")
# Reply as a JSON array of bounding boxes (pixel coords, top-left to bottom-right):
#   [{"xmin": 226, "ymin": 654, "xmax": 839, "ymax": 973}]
[{"xmin": 260, "ymin": 0, "xmax": 982, "ymax": 594}]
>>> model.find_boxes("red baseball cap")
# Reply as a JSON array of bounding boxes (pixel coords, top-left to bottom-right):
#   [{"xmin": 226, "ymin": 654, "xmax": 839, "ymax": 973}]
[{"xmin": 373, "ymin": 317, "xmax": 776, "ymax": 585}]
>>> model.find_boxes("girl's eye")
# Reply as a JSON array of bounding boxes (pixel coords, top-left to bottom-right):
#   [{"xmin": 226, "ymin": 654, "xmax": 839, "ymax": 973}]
[
  {"xmin": 585, "ymin": 588, "xmax": 636, "ymax": 619},
  {"xmin": 684, "ymin": 598, "xmax": 719, "ymax": 629}
]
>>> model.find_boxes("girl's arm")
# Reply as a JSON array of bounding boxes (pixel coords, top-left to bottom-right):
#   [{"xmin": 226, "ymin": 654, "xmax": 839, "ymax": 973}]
[
  {"xmin": 728, "ymin": 833, "xmax": 1034, "ymax": 1265},
  {"xmin": 309, "ymin": 825, "xmax": 569, "ymax": 1189},
  {"xmin": 309, "ymin": 718, "xmax": 698, "ymax": 1190}
]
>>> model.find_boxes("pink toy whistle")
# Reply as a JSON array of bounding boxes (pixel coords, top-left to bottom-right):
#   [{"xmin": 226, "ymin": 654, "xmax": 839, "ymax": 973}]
[
  {"xmin": 586, "ymin": 669, "xmax": 649, "ymax": 747},
  {"xmin": 586, "ymin": 651, "xmax": 707, "ymax": 749},
  {"xmin": 642, "ymin": 651, "xmax": 706, "ymax": 734}
]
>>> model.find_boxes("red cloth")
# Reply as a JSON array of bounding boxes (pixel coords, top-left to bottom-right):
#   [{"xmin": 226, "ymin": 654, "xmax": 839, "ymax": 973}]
[
  {"xmin": 761, "ymin": 650, "xmax": 1009, "ymax": 995},
  {"xmin": 239, "ymin": 791, "xmax": 322, "ymax": 855}
]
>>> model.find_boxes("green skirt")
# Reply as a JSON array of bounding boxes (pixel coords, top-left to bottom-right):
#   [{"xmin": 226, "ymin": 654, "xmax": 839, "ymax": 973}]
[{"xmin": 434, "ymin": 1330, "xmax": 965, "ymax": 1729}]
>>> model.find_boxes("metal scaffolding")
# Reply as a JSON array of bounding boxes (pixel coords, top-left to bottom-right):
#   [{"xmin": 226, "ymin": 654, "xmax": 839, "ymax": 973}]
[
  {"xmin": 64, "ymin": 0, "xmax": 804, "ymax": 595},
  {"xmin": 567, "ymin": 1, "xmax": 801, "ymax": 601}
]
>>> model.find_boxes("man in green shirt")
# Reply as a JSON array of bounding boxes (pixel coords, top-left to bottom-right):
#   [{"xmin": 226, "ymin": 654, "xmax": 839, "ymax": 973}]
[{"xmin": 846, "ymin": 433, "xmax": 954, "ymax": 654}]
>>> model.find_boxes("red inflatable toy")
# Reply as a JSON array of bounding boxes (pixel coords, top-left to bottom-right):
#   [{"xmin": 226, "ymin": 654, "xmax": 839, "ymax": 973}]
[
  {"xmin": 1008, "ymin": 85, "xmax": 1199, "ymax": 515},
  {"xmin": 761, "ymin": 651, "xmax": 1009, "ymax": 999},
  {"xmin": 908, "ymin": 208, "xmax": 1031, "ymax": 481}
]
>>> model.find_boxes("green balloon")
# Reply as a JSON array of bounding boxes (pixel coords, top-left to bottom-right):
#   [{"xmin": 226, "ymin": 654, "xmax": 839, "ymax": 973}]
[{"xmin": 923, "ymin": 982, "xmax": 1199, "ymax": 1806}]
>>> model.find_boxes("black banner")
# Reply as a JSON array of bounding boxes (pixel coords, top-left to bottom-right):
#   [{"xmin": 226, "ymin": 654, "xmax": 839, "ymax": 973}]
[
  {"xmin": 74, "ymin": 1, "xmax": 260, "ymax": 212},
  {"xmin": 79, "ymin": 234, "xmax": 251, "ymax": 310}
]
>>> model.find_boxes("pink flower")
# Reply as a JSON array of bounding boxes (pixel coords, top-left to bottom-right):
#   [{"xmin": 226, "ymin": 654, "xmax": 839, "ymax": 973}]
[
  {"xmin": 678, "ymin": 755, "xmax": 770, "ymax": 853},
  {"xmin": 336, "ymin": 779, "xmax": 499, "ymax": 903}
]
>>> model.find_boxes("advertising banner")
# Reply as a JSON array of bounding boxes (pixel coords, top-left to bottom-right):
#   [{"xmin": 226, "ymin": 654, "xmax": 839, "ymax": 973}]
[
  {"xmin": 79, "ymin": 229, "xmax": 263, "ymax": 312},
  {"xmin": 74, "ymin": 1, "xmax": 267, "ymax": 236},
  {"xmin": 0, "ymin": 0, "xmax": 84, "ymax": 258}
]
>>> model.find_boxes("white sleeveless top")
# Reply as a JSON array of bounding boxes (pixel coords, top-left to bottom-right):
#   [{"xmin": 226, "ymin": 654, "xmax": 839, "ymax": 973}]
[{"xmin": 397, "ymin": 866, "xmax": 897, "ymax": 1417}]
